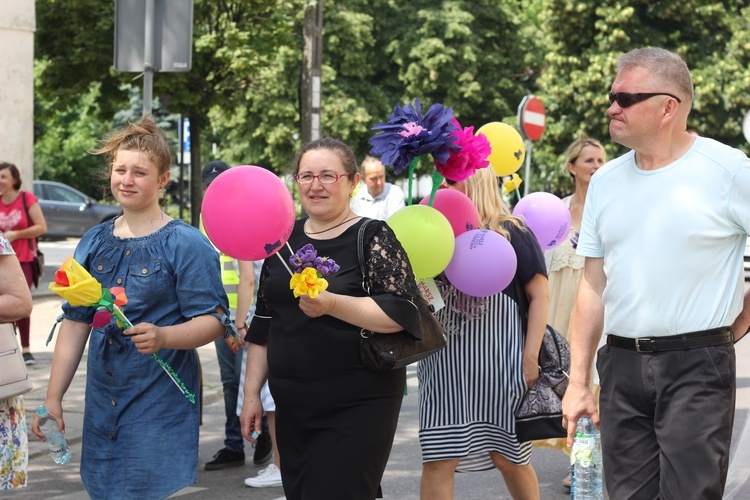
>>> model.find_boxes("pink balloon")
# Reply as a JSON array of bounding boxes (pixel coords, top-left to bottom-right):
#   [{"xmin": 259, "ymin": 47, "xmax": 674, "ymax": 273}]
[
  {"xmin": 512, "ymin": 192, "xmax": 571, "ymax": 250},
  {"xmin": 419, "ymin": 189, "xmax": 480, "ymax": 237},
  {"xmin": 444, "ymin": 229, "xmax": 517, "ymax": 297},
  {"xmin": 201, "ymin": 166, "xmax": 295, "ymax": 260}
]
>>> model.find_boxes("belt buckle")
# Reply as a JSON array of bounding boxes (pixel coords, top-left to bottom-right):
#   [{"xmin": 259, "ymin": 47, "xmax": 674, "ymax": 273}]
[{"xmin": 635, "ymin": 337, "xmax": 654, "ymax": 353}]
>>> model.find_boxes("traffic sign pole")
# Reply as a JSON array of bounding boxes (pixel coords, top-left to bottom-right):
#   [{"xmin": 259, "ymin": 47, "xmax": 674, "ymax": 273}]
[{"xmin": 523, "ymin": 140, "xmax": 532, "ymax": 197}]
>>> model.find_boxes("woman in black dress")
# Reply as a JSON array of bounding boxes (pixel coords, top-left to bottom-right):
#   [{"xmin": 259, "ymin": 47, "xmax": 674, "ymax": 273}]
[{"xmin": 240, "ymin": 137, "xmax": 421, "ymax": 499}]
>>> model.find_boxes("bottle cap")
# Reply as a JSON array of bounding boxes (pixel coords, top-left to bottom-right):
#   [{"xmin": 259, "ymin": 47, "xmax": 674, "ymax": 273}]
[{"xmin": 37, "ymin": 405, "xmax": 48, "ymax": 417}]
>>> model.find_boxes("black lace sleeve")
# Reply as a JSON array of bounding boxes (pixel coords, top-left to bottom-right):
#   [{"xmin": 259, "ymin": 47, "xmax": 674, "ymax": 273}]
[
  {"xmin": 246, "ymin": 258, "xmax": 272, "ymax": 345},
  {"xmin": 363, "ymin": 220, "xmax": 422, "ymax": 335}
]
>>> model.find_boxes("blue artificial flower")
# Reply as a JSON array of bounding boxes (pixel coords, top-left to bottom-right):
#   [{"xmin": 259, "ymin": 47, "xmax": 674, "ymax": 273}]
[{"xmin": 369, "ymin": 99, "xmax": 460, "ymax": 174}]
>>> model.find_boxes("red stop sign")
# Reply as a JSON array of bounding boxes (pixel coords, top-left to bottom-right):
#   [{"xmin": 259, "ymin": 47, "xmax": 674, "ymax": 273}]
[{"xmin": 518, "ymin": 96, "xmax": 546, "ymax": 141}]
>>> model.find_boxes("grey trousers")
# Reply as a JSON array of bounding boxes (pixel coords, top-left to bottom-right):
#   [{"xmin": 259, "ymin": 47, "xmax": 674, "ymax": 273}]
[{"xmin": 597, "ymin": 342, "xmax": 735, "ymax": 500}]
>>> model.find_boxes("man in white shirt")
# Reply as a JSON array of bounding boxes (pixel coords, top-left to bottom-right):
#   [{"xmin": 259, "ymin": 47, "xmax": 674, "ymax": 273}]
[
  {"xmin": 562, "ymin": 47, "xmax": 750, "ymax": 499},
  {"xmin": 349, "ymin": 156, "xmax": 405, "ymax": 220}
]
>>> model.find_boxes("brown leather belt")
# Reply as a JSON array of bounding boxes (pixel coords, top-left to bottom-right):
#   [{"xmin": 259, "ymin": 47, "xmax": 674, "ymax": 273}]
[{"xmin": 606, "ymin": 327, "xmax": 733, "ymax": 353}]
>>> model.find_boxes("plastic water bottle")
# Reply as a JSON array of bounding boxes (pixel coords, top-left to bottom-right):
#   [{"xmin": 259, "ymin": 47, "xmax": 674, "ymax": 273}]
[
  {"xmin": 36, "ymin": 405, "xmax": 72, "ymax": 464},
  {"xmin": 570, "ymin": 417, "xmax": 603, "ymax": 499}
]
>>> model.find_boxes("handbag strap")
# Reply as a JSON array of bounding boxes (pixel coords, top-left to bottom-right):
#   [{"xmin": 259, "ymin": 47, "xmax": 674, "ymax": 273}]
[
  {"xmin": 357, "ymin": 218, "xmax": 377, "ymax": 295},
  {"xmin": 20, "ymin": 190, "xmax": 38, "ymax": 254}
]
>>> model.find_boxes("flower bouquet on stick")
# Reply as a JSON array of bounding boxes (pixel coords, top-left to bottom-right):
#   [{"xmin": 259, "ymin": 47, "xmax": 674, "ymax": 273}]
[
  {"xmin": 49, "ymin": 257, "xmax": 196, "ymax": 403},
  {"xmin": 275, "ymin": 243, "xmax": 340, "ymax": 298}
]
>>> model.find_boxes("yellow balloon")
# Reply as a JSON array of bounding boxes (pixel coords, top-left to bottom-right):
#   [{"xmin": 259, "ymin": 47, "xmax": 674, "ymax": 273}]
[
  {"xmin": 476, "ymin": 122, "xmax": 526, "ymax": 177},
  {"xmin": 387, "ymin": 205, "xmax": 455, "ymax": 280}
]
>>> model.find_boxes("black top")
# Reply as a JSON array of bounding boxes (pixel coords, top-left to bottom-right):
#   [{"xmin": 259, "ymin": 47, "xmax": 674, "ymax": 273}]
[{"xmin": 248, "ymin": 217, "xmax": 421, "ymax": 381}]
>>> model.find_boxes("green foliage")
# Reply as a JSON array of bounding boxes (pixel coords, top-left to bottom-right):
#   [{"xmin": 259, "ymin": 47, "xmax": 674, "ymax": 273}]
[
  {"xmin": 32, "ymin": 0, "xmax": 750, "ymax": 205},
  {"xmin": 33, "ymin": 65, "xmax": 109, "ymax": 198},
  {"xmin": 533, "ymin": 0, "xmax": 750, "ymax": 196}
]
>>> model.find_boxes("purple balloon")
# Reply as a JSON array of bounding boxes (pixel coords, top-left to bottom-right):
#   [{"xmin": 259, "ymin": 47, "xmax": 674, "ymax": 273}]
[
  {"xmin": 512, "ymin": 192, "xmax": 571, "ymax": 250},
  {"xmin": 444, "ymin": 229, "xmax": 518, "ymax": 297}
]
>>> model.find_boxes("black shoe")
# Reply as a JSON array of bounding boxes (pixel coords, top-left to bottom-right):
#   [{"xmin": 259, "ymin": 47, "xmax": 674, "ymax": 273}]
[
  {"xmin": 23, "ymin": 353, "xmax": 35, "ymax": 365},
  {"xmin": 205, "ymin": 448, "xmax": 245, "ymax": 471},
  {"xmin": 253, "ymin": 432, "xmax": 273, "ymax": 465}
]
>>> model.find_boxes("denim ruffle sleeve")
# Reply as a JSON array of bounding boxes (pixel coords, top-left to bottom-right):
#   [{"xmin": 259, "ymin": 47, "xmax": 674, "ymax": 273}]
[{"xmin": 163, "ymin": 222, "xmax": 234, "ymax": 339}]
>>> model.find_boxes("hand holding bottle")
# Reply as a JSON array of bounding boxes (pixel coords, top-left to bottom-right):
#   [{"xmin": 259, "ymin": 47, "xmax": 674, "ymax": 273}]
[{"xmin": 35, "ymin": 404, "xmax": 72, "ymax": 465}]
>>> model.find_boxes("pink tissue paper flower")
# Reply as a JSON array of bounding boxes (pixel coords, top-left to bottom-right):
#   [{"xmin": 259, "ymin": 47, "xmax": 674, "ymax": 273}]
[{"xmin": 435, "ymin": 118, "xmax": 491, "ymax": 182}]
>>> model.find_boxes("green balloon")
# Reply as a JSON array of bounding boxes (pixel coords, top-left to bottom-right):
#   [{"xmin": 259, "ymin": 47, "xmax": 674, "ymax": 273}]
[{"xmin": 387, "ymin": 205, "xmax": 455, "ymax": 280}]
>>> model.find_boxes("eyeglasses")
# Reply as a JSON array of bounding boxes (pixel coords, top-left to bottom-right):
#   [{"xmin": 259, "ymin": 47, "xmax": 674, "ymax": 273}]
[
  {"xmin": 608, "ymin": 92, "xmax": 682, "ymax": 108},
  {"xmin": 293, "ymin": 172, "xmax": 345, "ymax": 184}
]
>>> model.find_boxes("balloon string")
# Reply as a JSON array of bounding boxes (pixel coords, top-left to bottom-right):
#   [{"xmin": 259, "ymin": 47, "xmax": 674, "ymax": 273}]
[
  {"xmin": 114, "ymin": 304, "xmax": 196, "ymax": 404},
  {"xmin": 428, "ymin": 170, "xmax": 444, "ymax": 207},
  {"xmin": 406, "ymin": 157, "xmax": 419, "ymax": 206},
  {"xmin": 276, "ymin": 250, "xmax": 294, "ymax": 277}
]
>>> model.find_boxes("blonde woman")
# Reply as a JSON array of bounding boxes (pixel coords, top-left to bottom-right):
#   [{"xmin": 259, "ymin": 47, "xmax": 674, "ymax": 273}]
[
  {"xmin": 546, "ymin": 134, "xmax": 606, "ymax": 341},
  {"xmin": 542, "ymin": 134, "xmax": 606, "ymax": 487},
  {"xmin": 419, "ymin": 167, "xmax": 548, "ymax": 500}
]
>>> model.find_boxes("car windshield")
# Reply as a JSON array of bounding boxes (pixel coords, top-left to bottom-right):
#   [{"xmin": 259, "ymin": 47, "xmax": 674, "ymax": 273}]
[{"xmin": 46, "ymin": 184, "xmax": 86, "ymax": 203}]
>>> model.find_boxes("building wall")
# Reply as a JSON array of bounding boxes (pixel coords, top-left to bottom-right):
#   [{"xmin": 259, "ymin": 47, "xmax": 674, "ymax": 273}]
[{"xmin": 0, "ymin": 1, "xmax": 35, "ymax": 192}]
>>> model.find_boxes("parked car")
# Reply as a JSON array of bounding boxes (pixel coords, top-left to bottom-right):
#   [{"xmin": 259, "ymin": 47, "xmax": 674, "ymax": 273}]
[{"xmin": 33, "ymin": 180, "xmax": 122, "ymax": 239}]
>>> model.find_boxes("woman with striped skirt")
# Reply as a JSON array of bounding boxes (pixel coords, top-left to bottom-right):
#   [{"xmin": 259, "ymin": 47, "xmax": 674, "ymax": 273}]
[{"xmin": 418, "ymin": 167, "xmax": 548, "ymax": 499}]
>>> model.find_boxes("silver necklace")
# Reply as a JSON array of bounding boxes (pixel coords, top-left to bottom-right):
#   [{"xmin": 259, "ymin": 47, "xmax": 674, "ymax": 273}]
[{"xmin": 304, "ymin": 216, "xmax": 360, "ymax": 235}]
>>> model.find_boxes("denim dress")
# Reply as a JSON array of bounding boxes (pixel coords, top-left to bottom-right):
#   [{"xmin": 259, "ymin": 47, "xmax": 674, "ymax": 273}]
[{"xmin": 61, "ymin": 219, "xmax": 232, "ymax": 499}]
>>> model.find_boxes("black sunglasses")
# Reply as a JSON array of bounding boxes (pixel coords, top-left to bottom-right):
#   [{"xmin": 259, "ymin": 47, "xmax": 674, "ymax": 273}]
[{"xmin": 608, "ymin": 92, "xmax": 682, "ymax": 108}]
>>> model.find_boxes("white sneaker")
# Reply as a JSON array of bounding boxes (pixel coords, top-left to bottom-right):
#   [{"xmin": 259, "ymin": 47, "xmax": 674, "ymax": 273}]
[{"xmin": 244, "ymin": 463, "xmax": 283, "ymax": 488}]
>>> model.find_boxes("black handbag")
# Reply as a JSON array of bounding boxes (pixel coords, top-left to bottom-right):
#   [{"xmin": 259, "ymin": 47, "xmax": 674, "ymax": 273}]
[
  {"xmin": 357, "ymin": 219, "xmax": 447, "ymax": 372},
  {"xmin": 513, "ymin": 278, "xmax": 570, "ymax": 442},
  {"xmin": 21, "ymin": 191, "xmax": 44, "ymax": 288}
]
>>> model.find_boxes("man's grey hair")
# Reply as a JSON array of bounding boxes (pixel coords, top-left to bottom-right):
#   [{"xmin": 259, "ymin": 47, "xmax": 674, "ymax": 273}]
[{"xmin": 617, "ymin": 47, "xmax": 694, "ymax": 103}]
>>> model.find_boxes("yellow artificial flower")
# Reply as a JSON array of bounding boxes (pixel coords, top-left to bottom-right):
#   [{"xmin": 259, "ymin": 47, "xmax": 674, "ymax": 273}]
[
  {"xmin": 502, "ymin": 173, "xmax": 523, "ymax": 195},
  {"xmin": 290, "ymin": 267, "xmax": 329, "ymax": 298},
  {"xmin": 49, "ymin": 256, "xmax": 104, "ymax": 306}
]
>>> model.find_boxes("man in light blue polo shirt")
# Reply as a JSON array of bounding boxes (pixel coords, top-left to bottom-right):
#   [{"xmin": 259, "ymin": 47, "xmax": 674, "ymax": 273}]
[{"xmin": 562, "ymin": 47, "xmax": 750, "ymax": 499}]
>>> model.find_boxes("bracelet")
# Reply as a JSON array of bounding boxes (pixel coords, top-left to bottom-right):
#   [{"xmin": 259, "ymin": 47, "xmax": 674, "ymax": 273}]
[{"xmin": 236, "ymin": 323, "xmax": 249, "ymax": 330}]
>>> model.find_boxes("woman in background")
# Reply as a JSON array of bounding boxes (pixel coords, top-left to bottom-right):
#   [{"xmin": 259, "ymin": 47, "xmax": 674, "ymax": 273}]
[
  {"xmin": 419, "ymin": 167, "xmax": 548, "ymax": 500},
  {"xmin": 0, "ymin": 230, "xmax": 34, "ymax": 489},
  {"xmin": 542, "ymin": 134, "xmax": 606, "ymax": 488},
  {"xmin": 0, "ymin": 162, "xmax": 47, "ymax": 365},
  {"xmin": 546, "ymin": 134, "xmax": 606, "ymax": 340}
]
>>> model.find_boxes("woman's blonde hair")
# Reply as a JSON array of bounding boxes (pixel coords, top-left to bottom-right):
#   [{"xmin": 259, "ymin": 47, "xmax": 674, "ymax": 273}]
[
  {"xmin": 461, "ymin": 167, "xmax": 523, "ymax": 240},
  {"xmin": 563, "ymin": 133, "xmax": 605, "ymax": 178}
]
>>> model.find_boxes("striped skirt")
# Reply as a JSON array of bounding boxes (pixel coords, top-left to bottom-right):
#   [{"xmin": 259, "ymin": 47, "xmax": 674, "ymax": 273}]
[{"xmin": 417, "ymin": 291, "xmax": 531, "ymax": 472}]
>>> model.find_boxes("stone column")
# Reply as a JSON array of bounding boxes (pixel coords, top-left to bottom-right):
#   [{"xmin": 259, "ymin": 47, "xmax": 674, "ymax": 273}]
[{"xmin": 0, "ymin": 1, "xmax": 35, "ymax": 190}]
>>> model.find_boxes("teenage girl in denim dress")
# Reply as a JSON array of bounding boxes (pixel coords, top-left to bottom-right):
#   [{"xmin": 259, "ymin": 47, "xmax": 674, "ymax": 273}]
[{"xmin": 32, "ymin": 119, "xmax": 233, "ymax": 499}]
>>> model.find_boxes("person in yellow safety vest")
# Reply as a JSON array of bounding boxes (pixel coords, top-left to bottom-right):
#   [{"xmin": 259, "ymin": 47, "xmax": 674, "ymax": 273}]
[{"xmin": 200, "ymin": 161, "xmax": 271, "ymax": 470}]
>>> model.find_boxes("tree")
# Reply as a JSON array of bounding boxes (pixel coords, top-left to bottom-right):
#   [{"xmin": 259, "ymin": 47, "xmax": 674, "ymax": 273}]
[
  {"xmin": 35, "ymin": 0, "xmax": 304, "ymax": 225},
  {"xmin": 533, "ymin": 0, "xmax": 750, "ymax": 195}
]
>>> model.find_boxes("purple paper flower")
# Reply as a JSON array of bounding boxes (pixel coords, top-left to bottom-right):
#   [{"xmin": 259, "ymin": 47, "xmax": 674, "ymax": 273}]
[
  {"xmin": 314, "ymin": 256, "xmax": 340, "ymax": 276},
  {"xmin": 290, "ymin": 243, "xmax": 340, "ymax": 277},
  {"xmin": 290, "ymin": 243, "xmax": 318, "ymax": 273},
  {"xmin": 369, "ymin": 99, "xmax": 461, "ymax": 174}
]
